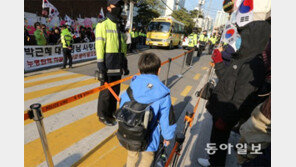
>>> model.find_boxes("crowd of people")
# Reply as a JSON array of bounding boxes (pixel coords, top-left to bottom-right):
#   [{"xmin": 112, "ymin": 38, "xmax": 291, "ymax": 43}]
[
  {"xmin": 24, "ymin": 22, "xmax": 96, "ymax": 46},
  {"xmin": 95, "ymin": 0, "xmax": 271, "ymax": 166},
  {"xmin": 175, "ymin": 12, "xmax": 271, "ymax": 166},
  {"xmin": 196, "ymin": 12, "xmax": 271, "ymax": 167},
  {"xmin": 24, "ymin": 20, "xmax": 147, "ymax": 58}
]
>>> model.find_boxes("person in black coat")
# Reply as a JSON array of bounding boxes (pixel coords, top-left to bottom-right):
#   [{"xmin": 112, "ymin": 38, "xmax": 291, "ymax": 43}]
[
  {"xmin": 48, "ymin": 27, "xmax": 60, "ymax": 45},
  {"xmin": 198, "ymin": 20, "xmax": 271, "ymax": 167},
  {"xmin": 24, "ymin": 27, "xmax": 31, "ymax": 45}
]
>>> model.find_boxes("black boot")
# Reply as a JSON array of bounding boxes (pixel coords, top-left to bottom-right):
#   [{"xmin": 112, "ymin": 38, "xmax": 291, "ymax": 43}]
[{"xmin": 98, "ymin": 117, "xmax": 116, "ymax": 126}]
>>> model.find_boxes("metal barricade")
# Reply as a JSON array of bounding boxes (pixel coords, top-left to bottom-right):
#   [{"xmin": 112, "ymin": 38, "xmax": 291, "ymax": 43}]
[{"xmin": 27, "ymin": 103, "xmax": 54, "ymax": 167}]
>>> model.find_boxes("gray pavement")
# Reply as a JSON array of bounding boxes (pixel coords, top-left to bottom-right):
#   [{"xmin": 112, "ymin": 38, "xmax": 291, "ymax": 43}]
[
  {"xmin": 172, "ymin": 68, "xmax": 242, "ymax": 167},
  {"xmin": 25, "ymin": 45, "xmax": 242, "ymax": 166},
  {"xmin": 66, "ymin": 45, "xmax": 213, "ymax": 122}
]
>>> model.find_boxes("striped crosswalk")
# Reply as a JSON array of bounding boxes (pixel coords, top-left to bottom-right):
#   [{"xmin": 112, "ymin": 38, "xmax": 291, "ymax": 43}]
[
  {"xmin": 24, "ymin": 69, "xmax": 204, "ymax": 167},
  {"xmin": 24, "ymin": 70, "xmax": 123, "ymax": 167}
]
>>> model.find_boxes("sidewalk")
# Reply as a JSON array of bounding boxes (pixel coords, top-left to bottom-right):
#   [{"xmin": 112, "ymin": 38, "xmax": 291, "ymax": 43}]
[{"xmin": 174, "ymin": 69, "xmax": 241, "ymax": 167}]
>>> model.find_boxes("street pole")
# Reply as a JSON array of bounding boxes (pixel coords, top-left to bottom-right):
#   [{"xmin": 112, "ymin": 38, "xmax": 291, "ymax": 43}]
[
  {"xmin": 128, "ymin": 1, "xmax": 134, "ymax": 32},
  {"xmin": 177, "ymin": 51, "xmax": 187, "ymax": 78},
  {"xmin": 28, "ymin": 103, "xmax": 54, "ymax": 167},
  {"xmin": 165, "ymin": 58, "xmax": 172, "ymax": 86},
  {"xmin": 206, "ymin": 0, "xmax": 213, "ymax": 32}
]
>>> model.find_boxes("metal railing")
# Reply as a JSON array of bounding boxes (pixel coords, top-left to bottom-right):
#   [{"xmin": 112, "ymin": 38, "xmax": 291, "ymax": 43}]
[{"xmin": 25, "ymin": 48, "xmax": 197, "ymax": 166}]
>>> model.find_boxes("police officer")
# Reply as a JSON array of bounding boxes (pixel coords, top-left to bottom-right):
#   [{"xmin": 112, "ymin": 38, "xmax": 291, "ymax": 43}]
[
  {"xmin": 208, "ymin": 34, "xmax": 217, "ymax": 54},
  {"xmin": 130, "ymin": 27, "xmax": 136, "ymax": 52},
  {"xmin": 142, "ymin": 30, "xmax": 147, "ymax": 45},
  {"xmin": 60, "ymin": 25, "xmax": 74, "ymax": 69},
  {"xmin": 186, "ymin": 27, "xmax": 198, "ymax": 66},
  {"xmin": 135, "ymin": 28, "xmax": 139, "ymax": 48},
  {"xmin": 197, "ymin": 30, "xmax": 208, "ymax": 57},
  {"xmin": 139, "ymin": 29, "xmax": 144, "ymax": 45},
  {"xmin": 95, "ymin": 0, "xmax": 129, "ymax": 126}
]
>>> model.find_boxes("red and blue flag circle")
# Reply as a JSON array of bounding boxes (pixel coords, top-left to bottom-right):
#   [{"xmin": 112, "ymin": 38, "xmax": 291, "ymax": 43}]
[
  {"xmin": 239, "ymin": 0, "xmax": 253, "ymax": 14},
  {"xmin": 225, "ymin": 29, "xmax": 235, "ymax": 39}
]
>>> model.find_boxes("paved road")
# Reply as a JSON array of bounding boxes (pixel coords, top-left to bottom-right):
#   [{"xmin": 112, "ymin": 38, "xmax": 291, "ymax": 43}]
[{"xmin": 24, "ymin": 46, "xmax": 212, "ymax": 167}]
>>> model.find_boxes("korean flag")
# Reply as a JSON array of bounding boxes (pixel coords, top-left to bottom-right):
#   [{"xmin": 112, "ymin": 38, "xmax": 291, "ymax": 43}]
[
  {"xmin": 221, "ymin": 22, "xmax": 238, "ymax": 46},
  {"xmin": 236, "ymin": 0, "xmax": 254, "ymax": 27}
]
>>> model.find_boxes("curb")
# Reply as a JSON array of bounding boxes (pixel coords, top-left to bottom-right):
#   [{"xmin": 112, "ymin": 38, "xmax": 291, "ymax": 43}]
[{"xmin": 174, "ymin": 68, "xmax": 211, "ymax": 167}]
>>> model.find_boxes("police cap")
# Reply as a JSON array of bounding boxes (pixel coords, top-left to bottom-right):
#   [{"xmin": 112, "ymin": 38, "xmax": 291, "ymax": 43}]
[{"xmin": 107, "ymin": 0, "xmax": 124, "ymax": 6}]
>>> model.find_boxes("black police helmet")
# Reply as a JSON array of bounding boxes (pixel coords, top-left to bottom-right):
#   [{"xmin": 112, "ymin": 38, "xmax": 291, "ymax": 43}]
[{"xmin": 107, "ymin": 0, "xmax": 124, "ymax": 6}]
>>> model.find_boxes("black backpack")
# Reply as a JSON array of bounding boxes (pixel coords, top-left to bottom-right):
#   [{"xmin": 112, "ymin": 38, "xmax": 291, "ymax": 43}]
[{"xmin": 114, "ymin": 87, "xmax": 155, "ymax": 151}]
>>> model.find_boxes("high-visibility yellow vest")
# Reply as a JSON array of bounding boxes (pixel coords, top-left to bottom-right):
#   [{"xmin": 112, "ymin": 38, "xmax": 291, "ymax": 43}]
[
  {"xmin": 130, "ymin": 31, "xmax": 136, "ymax": 38},
  {"xmin": 95, "ymin": 17, "xmax": 127, "ymax": 73},
  {"xmin": 135, "ymin": 31, "xmax": 139, "ymax": 38},
  {"xmin": 198, "ymin": 34, "xmax": 208, "ymax": 42},
  {"xmin": 209, "ymin": 36, "xmax": 217, "ymax": 44},
  {"xmin": 188, "ymin": 33, "xmax": 197, "ymax": 47},
  {"xmin": 61, "ymin": 29, "xmax": 73, "ymax": 48}
]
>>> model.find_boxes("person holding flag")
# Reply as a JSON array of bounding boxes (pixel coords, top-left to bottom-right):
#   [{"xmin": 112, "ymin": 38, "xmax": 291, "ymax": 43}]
[
  {"xmin": 197, "ymin": 0, "xmax": 271, "ymax": 166},
  {"xmin": 98, "ymin": 7, "xmax": 105, "ymax": 21},
  {"xmin": 95, "ymin": 0, "xmax": 129, "ymax": 126}
]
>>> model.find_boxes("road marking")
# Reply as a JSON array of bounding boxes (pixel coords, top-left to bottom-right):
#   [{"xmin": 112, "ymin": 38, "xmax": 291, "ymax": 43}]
[
  {"xmin": 24, "ymin": 84, "xmax": 129, "ymax": 125},
  {"xmin": 193, "ymin": 73, "xmax": 201, "ymax": 80},
  {"xmin": 24, "ymin": 78, "xmax": 99, "ymax": 101},
  {"xmin": 202, "ymin": 67, "xmax": 208, "ymax": 70},
  {"xmin": 24, "ymin": 72, "xmax": 73, "ymax": 83},
  {"xmin": 171, "ymin": 97, "xmax": 177, "ymax": 105},
  {"xmin": 24, "ymin": 73, "xmax": 85, "ymax": 88},
  {"xmin": 24, "ymin": 76, "xmax": 91, "ymax": 94},
  {"xmin": 75, "ymin": 134, "xmax": 127, "ymax": 167},
  {"xmin": 37, "ymin": 126, "xmax": 118, "ymax": 167},
  {"xmin": 180, "ymin": 86, "xmax": 192, "ymax": 97},
  {"xmin": 24, "ymin": 113, "xmax": 105, "ymax": 167},
  {"xmin": 24, "ymin": 70, "xmax": 68, "ymax": 81}
]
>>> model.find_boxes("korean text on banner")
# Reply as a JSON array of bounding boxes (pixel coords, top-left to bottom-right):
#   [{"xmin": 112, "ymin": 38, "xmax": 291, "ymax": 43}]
[{"xmin": 24, "ymin": 42, "xmax": 96, "ymax": 72}]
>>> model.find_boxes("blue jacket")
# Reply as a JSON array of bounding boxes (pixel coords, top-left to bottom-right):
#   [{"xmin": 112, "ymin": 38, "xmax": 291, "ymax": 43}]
[{"xmin": 119, "ymin": 74, "xmax": 177, "ymax": 152}]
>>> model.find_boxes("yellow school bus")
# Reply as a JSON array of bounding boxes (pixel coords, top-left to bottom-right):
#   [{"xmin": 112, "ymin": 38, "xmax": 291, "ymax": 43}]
[{"xmin": 146, "ymin": 17, "xmax": 185, "ymax": 49}]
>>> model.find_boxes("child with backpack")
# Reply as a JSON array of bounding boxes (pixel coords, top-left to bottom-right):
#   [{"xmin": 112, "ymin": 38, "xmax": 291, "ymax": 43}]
[{"xmin": 115, "ymin": 52, "xmax": 177, "ymax": 167}]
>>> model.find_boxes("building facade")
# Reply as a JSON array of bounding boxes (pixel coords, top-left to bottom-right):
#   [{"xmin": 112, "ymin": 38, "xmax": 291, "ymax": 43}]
[
  {"xmin": 214, "ymin": 10, "xmax": 229, "ymax": 28},
  {"xmin": 203, "ymin": 16, "xmax": 213, "ymax": 32},
  {"xmin": 161, "ymin": 0, "xmax": 186, "ymax": 16}
]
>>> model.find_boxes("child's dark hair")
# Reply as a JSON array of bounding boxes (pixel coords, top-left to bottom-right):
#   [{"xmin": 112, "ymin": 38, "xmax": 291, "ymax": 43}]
[{"xmin": 138, "ymin": 52, "xmax": 161, "ymax": 75}]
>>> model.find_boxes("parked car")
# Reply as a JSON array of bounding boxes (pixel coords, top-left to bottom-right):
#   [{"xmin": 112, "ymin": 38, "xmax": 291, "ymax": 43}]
[{"xmin": 182, "ymin": 36, "xmax": 189, "ymax": 49}]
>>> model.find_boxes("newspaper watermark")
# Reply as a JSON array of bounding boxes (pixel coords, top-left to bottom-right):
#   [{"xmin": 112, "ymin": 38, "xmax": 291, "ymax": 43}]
[{"xmin": 205, "ymin": 143, "xmax": 263, "ymax": 155}]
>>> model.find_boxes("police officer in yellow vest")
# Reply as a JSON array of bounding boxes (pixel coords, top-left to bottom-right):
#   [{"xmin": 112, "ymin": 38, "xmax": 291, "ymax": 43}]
[
  {"xmin": 142, "ymin": 31, "xmax": 146, "ymax": 45},
  {"xmin": 130, "ymin": 27, "xmax": 137, "ymax": 52},
  {"xmin": 139, "ymin": 29, "xmax": 145, "ymax": 45},
  {"xmin": 186, "ymin": 27, "xmax": 198, "ymax": 66},
  {"xmin": 60, "ymin": 25, "xmax": 74, "ymax": 69},
  {"xmin": 95, "ymin": 0, "xmax": 129, "ymax": 126},
  {"xmin": 197, "ymin": 30, "xmax": 208, "ymax": 57},
  {"xmin": 208, "ymin": 34, "xmax": 218, "ymax": 54},
  {"xmin": 135, "ymin": 29, "xmax": 139, "ymax": 48}
]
